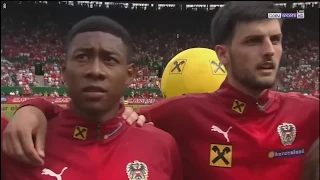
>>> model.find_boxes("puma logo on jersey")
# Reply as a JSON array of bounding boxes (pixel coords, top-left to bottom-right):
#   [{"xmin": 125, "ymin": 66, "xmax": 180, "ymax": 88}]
[
  {"xmin": 42, "ymin": 167, "xmax": 68, "ymax": 180},
  {"xmin": 211, "ymin": 125, "xmax": 233, "ymax": 142}
]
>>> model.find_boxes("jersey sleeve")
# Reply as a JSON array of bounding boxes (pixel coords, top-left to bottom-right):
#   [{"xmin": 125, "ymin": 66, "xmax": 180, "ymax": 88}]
[
  {"xmin": 169, "ymin": 137, "xmax": 183, "ymax": 180},
  {"xmin": 289, "ymin": 93, "xmax": 319, "ymax": 150},
  {"xmin": 138, "ymin": 96, "xmax": 190, "ymax": 133},
  {"xmin": 147, "ymin": 126, "xmax": 183, "ymax": 180},
  {"xmin": 304, "ymin": 96, "xmax": 319, "ymax": 144},
  {"xmin": 1, "ymin": 115, "xmax": 9, "ymax": 180},
  {"xmin": 17, "ymin": 98, "xmax": 63, "ymax": 121}
]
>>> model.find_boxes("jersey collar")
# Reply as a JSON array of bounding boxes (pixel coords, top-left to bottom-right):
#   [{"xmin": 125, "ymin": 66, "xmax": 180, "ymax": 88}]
[
  {"xmin": 214, "ymin": 79, "xmax": 274, "ymax": 115},
  {"xmin": 56, "ymin": 103, "xmax": 127, "ymax": 143},
  {"xmin": 218, "ymin": 79, "xmax": 270, "ymax": 104}
]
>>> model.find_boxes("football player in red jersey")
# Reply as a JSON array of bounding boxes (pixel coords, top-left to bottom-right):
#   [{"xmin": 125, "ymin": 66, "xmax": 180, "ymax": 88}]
[
  {"xmin": 1, "ymin": 16, "xmax": 182, "ymax": 180},
  {"xmin": 2, "ymin": 1, "xmax": 319, "ymax": 180}
]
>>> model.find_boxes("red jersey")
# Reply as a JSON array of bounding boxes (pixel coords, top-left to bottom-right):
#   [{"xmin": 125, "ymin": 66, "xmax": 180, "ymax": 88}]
[
  {"xmin": 1, "ymin": 115, "xmax": 9, "ymax": 180},
  {"xmin": 139, "ymin": 81, "xmax": 319, "ymax": 180},
  {"xmin": 15, "ymin": 80, "xmax": 319, "ymax": 180},
  {"xmin": 2, "ymin": 105, "xmax": 182, "ymax": 180}
]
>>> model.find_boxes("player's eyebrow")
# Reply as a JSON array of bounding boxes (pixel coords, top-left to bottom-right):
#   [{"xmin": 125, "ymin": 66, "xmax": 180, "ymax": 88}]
[
  {"xmin": 270, "ymin": 33, "xmax": 283, "ymax": 39},
  {"xmin": 243, "ymin": 33, "xmax": 283, "ymax": 40},
  {"xmin": 73, "ymin": 47, "xmax": 93, "ymax": 52},
  {"xmin": 243, "ymin": 34, "xmax": 264, "ymax": 40},
  {"xmin": 73, "ymin": 47, "xmax": 118, "ymax": 56}
]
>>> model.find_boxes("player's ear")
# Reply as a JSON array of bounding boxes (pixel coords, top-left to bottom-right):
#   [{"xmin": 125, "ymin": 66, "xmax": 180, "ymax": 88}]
[
  {"xmin": 215, "ymin": 45, "xmax": 229, "ymax": 66},
  {"xmin": 126, "ymin": 63, "xmax": 135, "ymax": 86}
]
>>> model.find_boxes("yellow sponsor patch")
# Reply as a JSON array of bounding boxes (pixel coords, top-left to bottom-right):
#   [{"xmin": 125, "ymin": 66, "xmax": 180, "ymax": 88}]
[
  {"xmin": 73, "ymin": 126, "xmax": 87, "ymax": 140},
  {"xmin": 210, "ymin": 60, "xmax": 226, "ymax": 75},
  {"xmin": 209, "ymin": 144, "xmax": 232, "ymax": 168},
  {"xmin": 169, "ymin": 59, "xmax": 187, "ymax": 74},
  {"xmin": 232, "ymin": 99, "xmax": 246, "ymax": 114}
]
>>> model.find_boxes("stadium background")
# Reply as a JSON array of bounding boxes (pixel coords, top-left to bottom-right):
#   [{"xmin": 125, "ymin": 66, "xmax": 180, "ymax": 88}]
[{"xmin": 1, "ymin": 1, "xmax": 319, "ymax": 120}]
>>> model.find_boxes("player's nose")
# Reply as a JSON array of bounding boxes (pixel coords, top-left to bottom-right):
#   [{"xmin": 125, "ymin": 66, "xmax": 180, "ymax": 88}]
[
  {"xmin": 84, "ymin": 59, "xmax": 107, "ymax": 80},
  {"xmin": 262, "ymin": 39, "xmax": 275, "ymax": 57}
]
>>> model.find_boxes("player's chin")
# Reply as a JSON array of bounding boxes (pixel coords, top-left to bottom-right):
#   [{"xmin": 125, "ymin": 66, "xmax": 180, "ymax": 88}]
[
  {"xmin": 82, "ymin": 94, "xmax": 110, "ymax": 107},
  {"xmin": 81, "ymin": 101, "xmax": 110, "ymax": 112},
  {"xmin": 255, "ymin": 76, "xmax": 276, "ymax": 88}
]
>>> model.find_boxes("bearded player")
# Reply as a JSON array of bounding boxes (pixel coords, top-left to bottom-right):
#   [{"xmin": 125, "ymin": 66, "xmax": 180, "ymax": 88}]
[{"xmin": 2, "ymin": 1, "xmax": 319, "ymax": 180}]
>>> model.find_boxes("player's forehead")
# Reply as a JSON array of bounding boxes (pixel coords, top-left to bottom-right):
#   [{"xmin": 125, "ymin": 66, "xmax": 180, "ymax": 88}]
[
  {"xmin": 69, "ymin": 31, "xmax": 125, "ymax": 56},
  {"xmin": 233, "ymin": 20, "xmax": 282, "ymax": 41}
]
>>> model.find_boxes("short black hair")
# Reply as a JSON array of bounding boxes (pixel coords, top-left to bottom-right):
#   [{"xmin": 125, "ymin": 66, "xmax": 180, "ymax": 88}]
[
  {"xmin": 211, "ymin": 1, "xmax": 282, "ymax": 47},
  {"xmin": 65, "ymin": 16, "xmax": 133, "ymax": 61}
]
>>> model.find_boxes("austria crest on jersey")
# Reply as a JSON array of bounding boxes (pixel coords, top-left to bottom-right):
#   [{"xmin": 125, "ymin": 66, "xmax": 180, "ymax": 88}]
[
  {"xmin": 126, "ymin": 160, "xmax": 149, "ymax": 180},
  {"xmin": 277, "ymin": 123, "xmax": 297, "ymax": 146}
]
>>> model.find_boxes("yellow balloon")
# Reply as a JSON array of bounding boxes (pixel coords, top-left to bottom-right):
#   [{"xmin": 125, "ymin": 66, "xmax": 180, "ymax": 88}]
[{"xmin": 161, "ymin": 48, "xmax": 227, "ymax": 99}]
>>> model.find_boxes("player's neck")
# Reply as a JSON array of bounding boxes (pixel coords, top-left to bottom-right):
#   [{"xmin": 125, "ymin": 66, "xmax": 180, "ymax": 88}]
[
  {"xmin": 70, "ymin": 102, "xmax": 120, "ymax": 123},
  {"xmin": 227, "ymin": 77, "xmax": 266, "ymax": 99}
]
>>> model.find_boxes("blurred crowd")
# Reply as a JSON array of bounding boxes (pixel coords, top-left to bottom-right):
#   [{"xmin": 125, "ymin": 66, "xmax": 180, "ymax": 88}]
[{"xmin": 1, "ymin": 2, "xmax": 319, "ymax": 97}]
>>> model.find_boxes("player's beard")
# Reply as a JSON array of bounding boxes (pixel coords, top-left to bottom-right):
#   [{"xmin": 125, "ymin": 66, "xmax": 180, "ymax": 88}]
[{"xmin": 229, "ymin": 53, "xmax": 276, "ymax": 92}]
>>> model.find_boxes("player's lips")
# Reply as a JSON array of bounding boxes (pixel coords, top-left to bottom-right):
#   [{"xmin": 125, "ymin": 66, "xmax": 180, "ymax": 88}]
[
  {"xmin": 258, "ymin": 69, "xmax": 274, "ymax": 75},
  {"xmin": 256, "ymin": 62, "xmax": 275, "ymax": 75},
  {"xmin": 82, "ymin": 85, "xmax": 107, "ymax": 99}
]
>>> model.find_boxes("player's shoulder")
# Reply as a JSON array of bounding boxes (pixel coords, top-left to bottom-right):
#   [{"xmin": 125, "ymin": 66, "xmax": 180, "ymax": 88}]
[
  {"xmin": 129, "ymin": 124, "xmax": 175, "ymax": 140},
  {"xmin": 154, "ymin": 93, "xmax": 212, "ymax": 106},
  {"xmin": 139, "ymin": 93, "xmax": 212, "ymax": 114},
  {"xmin": 273, "ymin": 90, "xmax": 319, "ymax": 106},
  {"xmin": 272, "ymin": 91, "xmax": 319, "ymax": 116},
  {"xmin": 172, "ymin": 93, "xmax": 212, "ymax": 100},
  {"xmin": 128, "ymin": 125, "xmax": 177, "ymax": 147}
]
